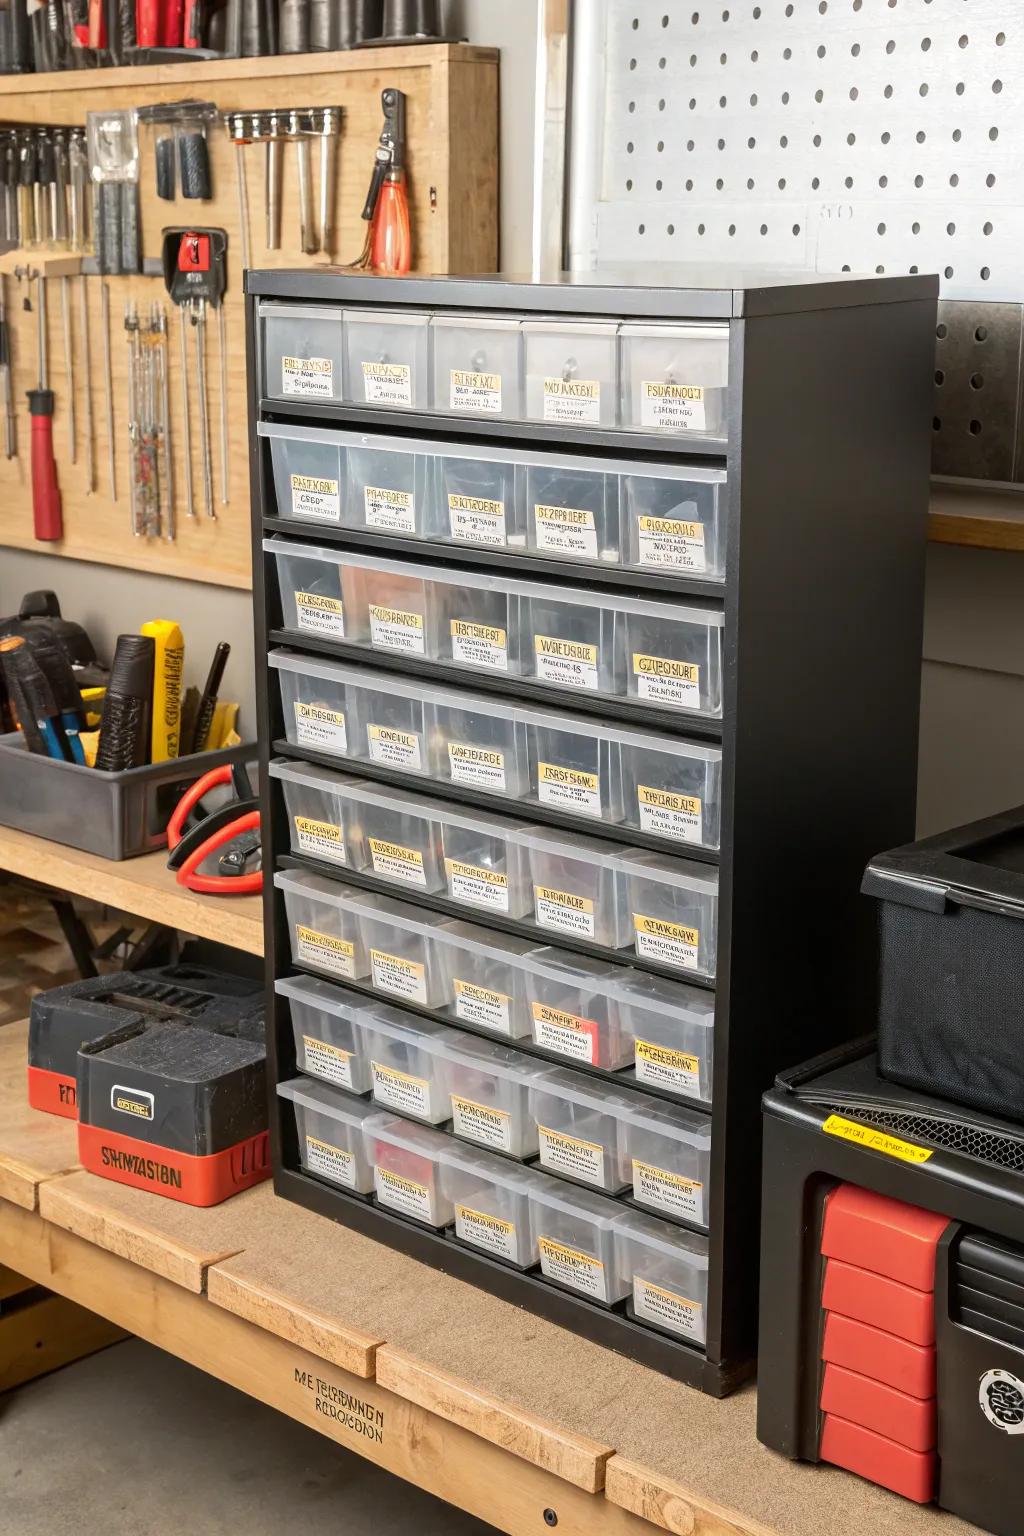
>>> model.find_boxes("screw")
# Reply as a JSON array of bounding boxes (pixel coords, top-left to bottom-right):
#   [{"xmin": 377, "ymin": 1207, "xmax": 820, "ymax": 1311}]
[{"xmin": 543, "ymin": 1511, "xmax": 558, "ymax": 1528}]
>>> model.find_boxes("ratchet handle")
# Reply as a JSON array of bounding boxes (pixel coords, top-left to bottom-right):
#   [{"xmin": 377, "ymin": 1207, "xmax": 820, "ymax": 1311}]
[{"xmin": 28, "ymin": 388, "xmax": 62, "ymax": 542}]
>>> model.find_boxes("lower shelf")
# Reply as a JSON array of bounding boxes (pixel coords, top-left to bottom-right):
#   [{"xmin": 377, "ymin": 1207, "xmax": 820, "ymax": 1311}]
[{"xmin": 274, "ymin": 1162, "xmax": 751, "ymax": 1396}]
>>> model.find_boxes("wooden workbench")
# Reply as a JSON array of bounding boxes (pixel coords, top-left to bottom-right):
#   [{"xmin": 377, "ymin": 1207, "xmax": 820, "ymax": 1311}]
[
  {"xmin": 0, "ymin": 1021, "xmax": 980, "ymax": 1536},
  {"xmin": 0, "ymin": 825, "xmax": 263, "ymax": 956}
]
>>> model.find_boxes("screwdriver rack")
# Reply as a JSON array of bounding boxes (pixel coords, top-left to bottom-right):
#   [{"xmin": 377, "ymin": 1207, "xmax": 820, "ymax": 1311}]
[{"xmin": 0, "ymin": 45, "xmax": 498, "ymax": 588}]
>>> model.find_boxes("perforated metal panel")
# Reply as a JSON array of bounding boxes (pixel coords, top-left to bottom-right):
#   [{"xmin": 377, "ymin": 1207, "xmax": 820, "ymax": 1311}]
[{"xmin": 566, "ymin": 0, "xmax": 1024, "ymax": 478}]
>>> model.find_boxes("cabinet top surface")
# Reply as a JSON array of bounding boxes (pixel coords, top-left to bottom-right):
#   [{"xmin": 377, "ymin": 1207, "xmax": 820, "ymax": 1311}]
[{"xmin": 246, "ymin": 264, "xmax": 939, "ymax": 319}]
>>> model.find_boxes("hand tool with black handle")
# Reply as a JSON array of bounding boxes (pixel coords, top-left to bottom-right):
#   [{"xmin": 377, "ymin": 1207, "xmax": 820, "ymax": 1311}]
[{"xmin": 27, "ymin": 271, "xmax": 61, "ymax": 542}]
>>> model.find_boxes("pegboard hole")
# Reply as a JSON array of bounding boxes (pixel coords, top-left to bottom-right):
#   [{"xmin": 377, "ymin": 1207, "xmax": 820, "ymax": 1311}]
[
  {"xmin": 879, "ymin": 175, "xmax": 888, "ymax": 188},
  {"xmin": 993, "ymin": 79, "xmax": 1003, "ymax": 94},
  {"xmin": 983, "ymin": 221, "xmax": 993, "ymax": 236},
  {"xmin": 958, "ymin": 34, "xmax": 968, "ymax": 48},
  {"xmin": 631, "ymin": 15, "xmax": 639, "ymax": 28},
  {"xmin": 970, "ymin": 373, "xmax": 984, "ymax": 390},
  {"xmin": 638, "ymin": 223, "xmax": 646, "ymax": 235},
  {"xmin": 877, "ymin": 222, "xmax": 886, "ymax": 235},
  {"xmin": 975, "ymin": 326, "xmax": 988, "ymax": 342},
  {"xmin": 847, "ymin": 133, "xmax": 856, "ymax": 145},
  {"xmin": 625, "ymin": 179, "xmax": 633, "ymax": 192},
  {"xmin": 751, "ymin": 49, "xmax": 758, "ymax": 61},
  {"xmin": 912, "ymin": 221, "xmax": 920, "ymax": 234},
  {"xmin": 946, "ymin": 222, "xmax": 956, "ymax": 236},
  {"xmin": 989, "ymin": 126, "xmax": 999, "ymax": 141},
  {"xmin": 659, "ymin": 99, "xmax": 667, "ymax": 111},
  {"xmin": 936, "ymin": 323, "xmax": 948, "ymax": 339},
  {"xmin": 921, "ymin": 36, "xmax": 931, "ymax": 50},
  {"xmin": 783, "ymin": 46, "xmax": 791, "ymax": 59},
  {"xmin": 780, "ymin": 134, "xmax": 789, "ymax": 147},
  {"xmin": 628, "ymin": 101, "xmax": 636, "ymax": 114},
  {"xmin": 689, "ymin": 98, "xmax": 697, "ymax": 109},
  {"xmin": 944, "ymin": 265, "xmax": 954, "ymax": 279},
  {"xmin": 980, "ymin": 266, "xmax": 991, "ymax": 281},
  {"xmin": 919, "ymin": 83, "xmax": 928, "ymax": 97},
  {"xmin": 716, "ymin": 177, "xmax": 724, "ymax": 189},
  {"xmin": 781, "ymin": 91, "xmax": 790, "ymax": 104},
  {"xmin": 952, "ymin": 129, "xmax": 962, "ymax": 142},
  {"xmin": 698, "ymin": 223, "xmax": 706, "ymax": 235},
  {"xmin": 746, "ymin": 177, "xmax": 754, "ymax": 189},
  {"xmin": 813, "ymin": 135, "xmax": 822, "ymax": 148},
  {"xmin": 915, "ymin": 174, "xmax": 925, "ymax": 187},
  {"xmin": 748, "ymin": 136, "xmax": 756, "ymax": 149},
  {"xmin": 811, "ymin": 176, "xmax": 820, "ymax": 190},
  {"xmin": 851, "ymin": 42, "xmax": 861, "ymax": 57},
  {"xmin": 934, "ymin": 370, "xmax": 945, "ymax": 385},
  {"xmin": 916, "ymin": 130, "xmax": 926, "ymax": 144},
  {"xmin": 844, "ymin": 176, "xmax": 854, "ymax": 188},
  {"xmin": 816, "ymin": 90, "xmax": 824, "ymax": 103},
  {"xmin": 883, "ymin": 86, "xmax": 893, "ymax": 99},
  {"xmin": 779, "ymin": 177, "xmax": 787, "ymax": 189},
  {"xmin": 886, "ymin": 39, "xmax": 895, "ymax": 54},
  {"xmin": 956, "ymin": 82, "xmax": 965, "ymax": 95},
  {"xmin": 760, "ymin": 223, "xmax": 768, "ymax": 235},
  {"xmin": 987, "ymin": 173, "xmax": 997, "ymax": 188},
  {"xmin": 657, "ymin": 140, "xmax": 665, "ymax": 152},
  {"xmin": 792, "ymin": 223, "xmax": 801, "ymax": 236},
  {"xmin": 667, "ymin": 224, "xmax": 675, "ymax": 236},
  {"xmin": 728, "ymin": 223, "xmax": 736, "ymax": 236},
  {"xmin": 950, "ymin": 175, "xmax": 959, "ymax": 188},
  {"xmin": 685, "ymin": 179, "xmax": 694, "ymax": 191},
  {"xmin": 881, "ymin": 131, "xmax": 891, "ymax": 143},
  {"xmin": 817, "ymin": 44, "xmax": 826, "ymax": 57},
  {"xmin": 627, "ymin": 142, "xmax": 635, "ymax": 155},
  {"xmin": 996, "ymin": 30, "xmax": 1005, "ymax": 45},
  {"xmin": 849, "ymin": 87, "xmax": 858, "ymax": 100},
  {"xmin": 655, "ymin": 178, "xmax": 664, "ymax": 191},
  {"xmin": 749, "ymin": 93, "xmax": 757, "ymax": 106},
  {"xmin": 875, "ymin": 265, "xmax": 885, "ymax": 275},
  {"xmin": 969, "ymin": 420, "xmax": 982, "ymax": 435},
  {"xmin": 629, "ymin": 58, "xmax": 637, "ymax": 70},
  {"xmin": 932, "ymin": 417, "xmax": 941, "ymax": 432}
]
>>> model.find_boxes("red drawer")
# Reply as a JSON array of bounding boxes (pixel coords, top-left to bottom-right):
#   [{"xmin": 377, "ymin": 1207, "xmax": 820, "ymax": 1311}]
[
  {"xmin": 821, "ymin": 1184, "xmax": 949, "ymax": 1291},
  {"xmin": 822, "ymin": 1257, "xmax": 936, "ymax": 1345},
  {"xmin": 820, "ymin": 1362, "xmax": 936, "ymax": 1452},
  {"xmin": 822, "ymin": 1312, "xmax": 935, "ymax": 1398},
  {"xmin": 820, "ymin": 1413, "xmax": 936, "ymax": 1504}
]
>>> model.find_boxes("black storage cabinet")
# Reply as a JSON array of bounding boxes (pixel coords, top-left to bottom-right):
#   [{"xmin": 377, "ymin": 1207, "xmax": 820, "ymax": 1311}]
[{"xmin": 246, "ymin": 267, "xmax": 937, "ymax": 1395}]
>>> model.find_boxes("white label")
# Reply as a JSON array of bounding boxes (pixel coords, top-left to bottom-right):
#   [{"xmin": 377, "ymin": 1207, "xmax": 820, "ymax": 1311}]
[
  {"xmin": 294, "ymin": 701, "xmax": 348, "ymax": 754},
  {"xmin": 364, "ymin": 485, "xmax": 416, "ymax": 533},
  {"xmin": 633, "ymin": 1158, "xmax": 704, "ymax": 1222},
  {"xmin": 637, "ymin": 515, "xmax": 706, "ymax": 572},
  {"xmin": 451, "ymin": 1095, "xmax": 513, "ymax": 1154},
  {"xmin": 290, "ymin": 474, "xmax": 340, "ymax": 523},
  {"xmin": 455, "ymin": 1204, "xmax": 519, "ymax": 1264},
  {"xmin": 635, "ymin": 1040, "xmax": 702, "ymax": 1099},
  {"xmin": 538, "ymin": 1237, "xmax": 609, "ymax": 1300},
  {"xmin": 375, "ymin": 1166, "xmax": 435, "ymax": 1224},
  {"xmin": 531, "ymin": 1002, "xmax": 600, "ymax": 1065},
  {"xmin": 537, "ymin": 762, "xmax": 601, "ymax": 817},
  {"xmin": 454, "ymin": 978, "xmax": 512, "ymax": 1034},
  {"xmin": 370, "ymin": 948, "xmax": 428, "ymax": 1005},
  {"xmin": 295, "ymin": 925, "xmax": 356, "ymax": 979},
  {"xmin": 534, "ymin": 503, "xmax": 599, "ymax": 559},
  {"xmin": 450, "ymin": 619, "xmax": 508, "ymax": 673},
  {"xmin": 637, "ymin": 785, "xmax": 704, "ymax": 846},
  {"xmin": 305, "ymin": 1135, "xmax": 357, "ymax": 1188},
  {"xmin": 450, "ymin": 368, "xmax": 502, "ymax": 414},
  {"xmin": 534, "ymin": 885, "xmax": 596, "ymax": 939},
  {"xmin": 361, "ymin": 360, "xmax": 412, "ymax": 406},
  {"xmin": 448, "ymin": 492, "xmax": 506, "ymax": 547},
  {"xmin": 634, "ymin": 915, "xmax": 700, "ymax": 972},
  {"xmin": 294, "ymin": 815, "xmax": 347, "ymax": 865},
  {"xmin": 633, "ymin": 1275, "xmax": 704, "ymax": 1341},
  {"xmin": 640, "ymin": 381, "xmax": 707, "ymax": 431},
  {"xmin": 295, "ymin": 590, "xmax": 345, "ymax": 637},
  {"xmin": 372, "ymin": 1061, "xmax": 433, "ymax": 1120},
  {"xmin": 368, "ymin": 724, "xmax": 423, "ymax": 770},
  {"xmin": 537, "ymin": 1124, "xmax": 607, "ymax": 1188},
  {"xmin": 445, "ymin": 859, "xmax": 510, "ymax": 913},
  {"xmin": 448, "ymin": 742, "xmax": 506, "ymax": 793},
  {"xmin": 302, "ymin": 1035, "xmax": 356, "ymax": 1091},
  {"xmin": 543, "ymin": 377, "xmax": 601, "ymax": 425},
  {"xmin": 369, "ymin": 603, "xmax": 425, "ymax": 655},
  {"xmin": 281, "ymin": 354, "xmax": 333, "ymax": 398},
  {"xmin": 633, "ymin": 654, "xmax": 702, "ymax": 710},
  {"xmin": 535, "ymin": 635, "xmax": 599, "ymax": 692},
  {"xmin": 368, "ymin": 838, "xmax": 427, "ymax": 888}
]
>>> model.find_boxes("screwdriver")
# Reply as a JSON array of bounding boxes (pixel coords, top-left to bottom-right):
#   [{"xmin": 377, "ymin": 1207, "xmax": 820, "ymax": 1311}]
[
  {"xmin": 28, "ymin": 271, "xmax": 62, "ymax": 542},
  {"xmin": 0, "ymin": 276, "xmax": 14, "ymax": 459}
]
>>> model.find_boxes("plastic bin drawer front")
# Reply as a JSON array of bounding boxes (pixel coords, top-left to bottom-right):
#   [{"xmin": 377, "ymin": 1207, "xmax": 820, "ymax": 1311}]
[
  {"xmin": 522, "ymin": 320, "xmax": 619, "ymax": 428},
  {"xmin": 432, "ymin": 315, "xmax": 523, "ymax": 419},
  {"xmin": 443, "ymin": 1153, "xmax": 542, "ymax": 1266},
  {"xmin": 525, "ymin": 832, "xmax": 633, "ymax": 951},
  {"xmin": 620, "ymin": 1104, "xmax": 713, "ymax": 1229},
  {"xmin": 529, "ymin": 1183, "xmax": 627, "ymax": 1304},
  {"xmin": 270, "ymin": 542, "xmax": 368, "ymax": 644},
  {"xmin": 614, "ymin": 1212, "xmax": 710, "ymax": 1344},
  {"xmin": 618, "ymin": 737, "xmax": 723, "ymax": 851},
  {"xmin": 365, "ymin": 1116, "xmax": 455, "ymax": 1229},
  {"xmin": 272, "ymin": 760, "xmax": 365, "ymax": 870},
  {"xmin": 623, "ymin": 853, "xmax": 719, "ymax": 979},
  {"xmin": 276, "ymin": 975, "xmax": 373, "ymax": 1096},
  {"xmin": 265, "ymin": 429, "xmax": 346, "ymax": 528},
  {"xmin": 361, "ymin": 1011, "xmax": 458, "ymax": 1125},
  {"xmin": 624, "ymin": 608, "xmax": 724, "ymax": 718},
  {"xmin": 444, "ymin": 1037, "xmax": 553, "ymax": 1160},
  {"xmin": 277, "ymin": 871, "xmax": 369, "ymax": 984},
  {"xmin": 358, "ymin": 908, "xmax": 451, "ymax": 1012},
  {"xmin": 524, "ymin": 463, "xmax": 619, "ymax": 565},
  {"xmin": 272, "ymin": 656, "xmax": 363, "ymax": 764},
  {"xmin": 621, "ymin": 467, "xmax": 727, "ymax": 581},
  {"xmin": 432, "ymin": 700, "xmax": 530, "ymax": 799},
  {"xmin": 260, "ymin": 302, "xmax": 344, "ymax": 403},
  {"xmin": 618, "ymin": 972, "xmax": 716, "ymax": 1105},
  {"xmin": 343, "ymin": 309, "xmax": 429, "ymax": 409},
  {"xmin": 439, "ymin": 452, "xmax": 522, "ymax": 550},
  {"xmin": 347, "ymin": 442, "xmax": 430, "ymax": 538},
  {"xmin": 619, "ymin": 322, "xmax": 729, "ymax": 436},
  {"xmin": 278, "ymin": 1078, "xmax": 382, "ymax": 1194},
  {"xmin": 529, "ymin": 1073, "xmax": 635, "ymax": 1194}
]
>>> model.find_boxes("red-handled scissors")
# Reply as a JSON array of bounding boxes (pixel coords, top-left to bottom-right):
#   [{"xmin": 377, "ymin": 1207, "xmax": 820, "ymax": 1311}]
[{"xmin": 166, "ymin": 762, "xmax": 262, "ymax": 895}]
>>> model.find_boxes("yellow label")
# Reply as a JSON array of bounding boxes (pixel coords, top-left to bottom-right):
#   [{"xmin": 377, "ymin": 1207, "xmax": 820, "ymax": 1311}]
[
  {"xmin": 456, "ymin": 1204, "xmax": 514, "ymax": 1236},
  {"xmin": 534, "ymin": 885, "xmax": 596, "ymax": 939},
  {"xmin": 540, "ymin": 1124, "xmax": 602, "ymax": 1157},
  {"xmin": 536, "ymin": 635, "xmax": 597, "ymax": 663},
  {"xmin": 368, "ymin": 724, "xmax": 421, "ymax": 770},
  {"xmin": 644, "ymin": 383, "xmax": 704, "ymax": 401},
  {"xmin": 378, "ymin": 1168, "xmax": 428, "ymax": 1198},
  {"xmin": 303, "ymin": 1035, "xmax": 351, "ymax": 1062},
  {"xmin": 446, "ymin": 860, "xmax": 507, "ymax": 888},
  {"xmin": 449, "ymin": 492, "xmax": 503, "ymax": 515},
  {"xmin": 451, "ymin": 619, "xmax": 506, "ymax": 646},
  {"xmin": 296, "ymin": 702, "xmax": 345, "ymax": 725},
  {"xmin": 634, "ymin": 915, "xmax": 699, "ymax": 945},
  {"xmin": 283, "ymin": 355, "xmax": 331, "ymax": 375},
  {"xmin": 633, "ymin": 914, "xmax": 700, "ymax": 972},
  {"xmin": 538, "ymin": 1237, "xmax": 603, "ymax": 1273},
  {"xmin": 451, "ymin": 1096, "xmax": 513, "ymax": 1154},
  {"xmin": 112, "ymin": 1091, "xmax": 152, "ymax": 1118},
  {"xmin": 543, "ymin": 379, "xmax": 599, "ymax": 401},
  {"xmin": 633, "ymin": 654, "xmax": 699, "ymax": 683},
  {"xmin": 822, "ymin": 1115, "xmax": 934, "ymax": 1165},
  {"xmin": 296, "ymin": 590, "xmax": 343, "ymax": 613},
  {"xmin": 639, "ymin": 515, "xmax": 702, "ymax": 538},
  {"xmin": 368, "ymin": 725, "xmax": 417, "ymax": 749},
  {"xmin": 453, "ymin": 977, "xmax": 512, "ymax": 1033},
  {"xmin": 534, "ymin": 886, "xmax": 593, "ymax": 913},
  {"xmin": 361, "ymin": 361, "xmax": 412, "ymax": 406},
  {"xmin": 370, "ymin": 948, "xmax": 427, "ymax": 1004},
  {"xmin": 452, "ymin": 369, "xmax": 499, "ymax": 390},
  {"xmin": 635, "ymin": 1040, "xmax": 700, "ymax": 1073},
  {"xmin": 295, "ymin": 926, "xmax": 356, "ymax": 978},
  {"xmin": 367, "ymin": 838, "xmax": 425, "ymax": 886},
  {"xmin": 296, "ymin": 925, "xmax": 353, "ymax": 957},
  {"xmin": 532, "ymin": 1002, "xmax": 589, "ymax": 1033},
  {"xmin": 291, "ymin": 474, "xmax": 335, "ymax": 494},
  {"xmin": 638, "ymin": 785, "xmax": 701, "ymax": 816},
  {"xmin": 370, "ymin": 604, "xmax": 422, "ymax": 629},
  {"xmin": 294, "ymin": 816, "xmax": 347, "ymax": 863},
  {"xmin": 294, "ymin": 816, "xmax": 343, "ymax": 845},
  {"xmin": 538, "ymin": 763, "xmax": 598, "ymax": 790},
  {"xmin": 535, "ymin": 504, "xmax": 595, "ymax": 528}
]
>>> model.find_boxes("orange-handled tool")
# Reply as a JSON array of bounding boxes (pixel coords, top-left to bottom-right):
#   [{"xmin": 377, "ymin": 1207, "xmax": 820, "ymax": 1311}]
[
  {"xmin": 28, "ymin": 273, "xmax": 61, "ymax": 543},
  {"xmin": 350, "ymin": 87, "xmax": 411, "ymax": 275}
]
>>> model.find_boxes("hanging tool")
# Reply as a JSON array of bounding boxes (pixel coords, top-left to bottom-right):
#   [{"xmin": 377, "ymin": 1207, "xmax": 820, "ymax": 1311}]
[
  {"xmin": 125, "ymin": 302, "xmax": 171, "ymax": 540},
  {"xmin": 2, "ymin": 135, "xmax": 18, "ymax": 247},
  {"xmin": 17, "ymin": 134, "xmax": 35, "ymax": 249},
  {"xmin": 177, "ymin": 301, "xmax": 194, "ymax": 518},
  {"xmin": 60, "ymin": 276, "xmax": 75, "ymax": 463},
  {"xmin": 161, "ymin": 227, "xmax": 227, "ymax": 522},
  {"xmin": 78, "ymin": 278, "xmax": 93, "ymax": 492},
  {"xmin": 265, "ymin": 110, "xmax": 282, "ymax": 251},
  {"xmin": 26, "ymin": 270, "xmax": 62, "ymax": 543},
  {"xmin": 34, "ymin": 130, "xmax": 52, "ymax": 248},
  {"xmin": 315, "ymin": 106, "xmax": 341, "ymax": 259},
  {"xmin": 0, "ymin": 277, "xmax": 14, "ymax": 460},
  {"xmin": 101, "ymin": 280, "xmax": 116, "ymax": 501},
  {"xmin": 224, "ymin": 112, "xmax": 253, "ymax": 272},
  {"xmin": 288, "ymin": 109, "xmax": 317, "ymax": 256},
  {"xmin": 52, "ymin": 130, "xmax": 69, "ymax": 248},
  {"xmin": 348, "ymin": 87, "xmax": 410, "ymax": 273},
  {"xmin": 68, "ymin": 130, "xmax": 88, "ymax": 254},
  {"xmin": 216, "ymin": 298, "xmax": 228, "ymax": 505}
]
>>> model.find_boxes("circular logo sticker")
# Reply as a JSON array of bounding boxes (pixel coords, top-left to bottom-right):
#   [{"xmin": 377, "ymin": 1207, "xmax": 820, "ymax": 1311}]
[{"xmin": 979, "ymin": 1369, "xmax": 1024, "ymax": 1433}]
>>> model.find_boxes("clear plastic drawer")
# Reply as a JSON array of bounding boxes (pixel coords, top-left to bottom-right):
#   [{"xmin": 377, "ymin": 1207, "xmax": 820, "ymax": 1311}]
[
  {"xmin": 615, "ymin": 971, "xmax": 715, "ymax": 1104},
  {"xmin": 522, "ymin": 320, "xmax": 619, "ymax": 428},
  {"xmin": 623, "ymin": 604, "xmax": 724, "ymax": 718},
  {"xmin": 270, "ymin": 758, "xmax": 364, "ymax": 870},
  {"xmin": 620, "ymin": 1100, "xmax": 713, "ymax": 1228},
  {"xmin": 347, "ymin": 440, "xmax": 431, "ymax": 538},
  {"xmin": 444, "ymin": 1034, "xmax": 554, "ymax": 1159},
  {"xmin": 620, "ymin": 850, "xmax": 719, "ymax": 979},
  {"xmin": 361, "ymin": 1006, "xmax": 461, "ymax": 1125},
  {"xmin": 619, "ymin": 322, "xmax": 729, "ymax": 436},
  {"xmin": 432, "ymin": 313, "xmax": 523, "ymax": 418},
  {"xmin": 269, "ymin": 538, "xmax": 364, "ymax": 643},
  {"xmin": 529, "ymin": 1181, "xmax": 627, "ymax": 1303},
  {"xmin": 523, "ymin": 826, "xmax": 633, "ymax": 949},
  {"xmin": 617, "ymin": 733, "xmax": 723, "ymax": 851},
  {"xmin": 343, "ymin": 308, "xmax": 430, "ymax": 409},
  {"xmin": 443, "ymin": 1145, "xmax": 547, "ymax": 1267},
  {"xmin": 365, "ymin": 1115, "xmax": 455, "ymax": 1228},
  {"xmin": 276, "ymin": 973, "xmax": 372, "ymax": 1095},
  {"xmin": 276, "ymin": 868, "xmax": 369, "ymax": 984},
  {"xmin": 356, "ymin": 889, "xmax": 453, "ymax": 1010},
  {"xmin": 278, "ymin": 1076, "xmax": 383, "ymax": 1194},
  {"xmin": 260, "ymin": 301, "xmax": 344, "ymax": 403},
  {"xmin": 263, "ymin": 424, "xmax": 346, "ymax": 527},
  {"xmin": 438, "ymin": 450, "xmax": 522, "ymax": 550},
  {"xmin": 529, "ymin": 1070, "xmax": 637, "ymax": 1194},
  {"xmin": 621, "ymin": 464, "xmax": 727, "ymax": 580},
  {"xmin": 440, "ymin": 921, "xmax": 546, "ymax": 1040},
  {"xmin": 614, "ymin": 1211, "xmax": 709, "ymax": 1344},
  {"xmin": 525, "ymin": 589, "xmax": 623, "ymax": 696},
  {"xmin": 271, "ymin": 650, "xmax": 364, "ymax": 763},
  {"xmin": 524, "ymin": 461, "xmax": 619, "ymax": 565}
]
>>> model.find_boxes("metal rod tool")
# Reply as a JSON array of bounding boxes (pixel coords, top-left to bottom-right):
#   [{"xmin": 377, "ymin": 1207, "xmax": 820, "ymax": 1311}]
[
  {"xmin": 60, "ymin": 276, "xmax": 75, "ymax": 463},
  {"xmin": 101, "ymin": 280, "xmax": 116, "ymax": 501},
  {"xmin": 78, "ymin": 277, "xmax": 93, "ymax": 492}
]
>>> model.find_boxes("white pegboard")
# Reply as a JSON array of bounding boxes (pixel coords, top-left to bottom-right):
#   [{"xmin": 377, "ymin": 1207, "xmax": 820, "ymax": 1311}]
[{"xmin": 568, "ymin": 0, "xmax": 1021, "ymax": 302}]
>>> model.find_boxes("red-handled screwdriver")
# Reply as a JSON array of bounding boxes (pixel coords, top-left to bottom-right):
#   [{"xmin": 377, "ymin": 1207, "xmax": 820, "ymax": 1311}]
[{"xmin": 28, "ymin": 271, "xmax": 61, "ymax": 542}]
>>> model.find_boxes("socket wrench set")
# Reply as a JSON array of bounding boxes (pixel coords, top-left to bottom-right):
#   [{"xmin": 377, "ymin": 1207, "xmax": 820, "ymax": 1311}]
[{"xmin": 249, "ymin": 269, "xmax": 937, "ymax": 1391}]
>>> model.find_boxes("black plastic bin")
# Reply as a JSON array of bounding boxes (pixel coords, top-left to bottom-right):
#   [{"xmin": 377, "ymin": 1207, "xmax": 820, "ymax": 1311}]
[
  {"xmin": 0, "ymin": 732, "xmax": 257, "ymax": 860},
  {"xmin": 862, "ymin": 804, "xmax": 1024, "ymax": 1123}
]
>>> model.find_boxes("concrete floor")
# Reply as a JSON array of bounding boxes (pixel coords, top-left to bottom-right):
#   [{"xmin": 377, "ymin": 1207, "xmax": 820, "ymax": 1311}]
[{"xmin": 0, "ymin": 1338, "xmax": 497, "ymax": 1536}]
